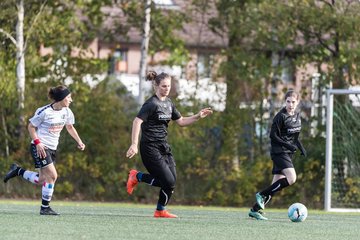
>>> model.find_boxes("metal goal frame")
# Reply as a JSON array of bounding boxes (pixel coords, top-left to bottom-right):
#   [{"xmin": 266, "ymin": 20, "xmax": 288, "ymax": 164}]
[{"xmin": 325, "ymin": 89, "xmax": 360, "ymax": 212}]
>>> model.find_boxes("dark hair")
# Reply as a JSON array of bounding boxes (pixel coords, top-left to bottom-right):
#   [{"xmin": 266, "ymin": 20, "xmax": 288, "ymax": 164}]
[
  {"xmin": 284, "ymin": 89, "xmax": 299, "ymax": 100},
  {"xmin": 48, "ymin": 85, "xmax": 71, "ymax": 102},
  {"xmin": 146, "ymin": 70, "xmax": 171, "ymax": 86}
]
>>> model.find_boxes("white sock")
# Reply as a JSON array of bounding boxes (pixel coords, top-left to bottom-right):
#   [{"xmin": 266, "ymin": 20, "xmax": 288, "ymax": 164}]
[
  {"xmin": 42, "ymin": 182, "xmax": 54, "ymax": 207},
  {"xmin": 22, "ymin": 171, "xmax": 39, "ymax": 184}
]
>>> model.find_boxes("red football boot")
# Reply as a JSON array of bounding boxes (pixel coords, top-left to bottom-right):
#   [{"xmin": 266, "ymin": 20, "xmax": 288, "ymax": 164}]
[
  {"xmin": 154, "ymin": 210, "xmax": 178, "ymax": 218},
  {"xmin": 126, "ymin": 169, "xmax": 139, "ymax": 195}
]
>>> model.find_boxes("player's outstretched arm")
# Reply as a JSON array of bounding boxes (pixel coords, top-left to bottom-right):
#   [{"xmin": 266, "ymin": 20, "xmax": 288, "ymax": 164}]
[
  {"xmin": 66, "ymin": 124, "xmax": 85, "ymax": 150},
  {"xmin": 176, "ymin": 107, "xmax": 213, "ymax": 127}
]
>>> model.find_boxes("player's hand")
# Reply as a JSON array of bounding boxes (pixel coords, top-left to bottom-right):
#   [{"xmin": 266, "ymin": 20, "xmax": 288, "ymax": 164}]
[
  {"xmin": 36, "ymin": 143, "xmax": 47, "ymax": 159},
  {"xmin": 77, "ymin": 142, "xmax": 86, "ymax": 151},
  {"xmin": 198, "ymin": 107, "xmax": 213, "ymax": 119},
  {"xmin": 126, "ymin": 144, "xmax": 138, "ymax": 159}
]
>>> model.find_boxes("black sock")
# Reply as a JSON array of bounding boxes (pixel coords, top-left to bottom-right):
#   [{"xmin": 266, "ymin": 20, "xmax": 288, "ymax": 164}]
[
  {"xmin": 18, "ymin": 168, "xmax": 26, "ymax": 176},
  {"xmin": 252, "ymin": 203, "xmax": 262, "ymax": 212},
  {"xmin": 260, "ymin": 178, "xmax": 290, "ymax": 196},
  {"xmin": 264, "ymin": 195, "xmax": 272, "ymax": 205},
  {"xmin": 41, "ymin": 199, "xmax": 50, "ymax": 209},
  {"xmin": 252, "ymin": 195, "xmax": 273, "ymax": 212}
]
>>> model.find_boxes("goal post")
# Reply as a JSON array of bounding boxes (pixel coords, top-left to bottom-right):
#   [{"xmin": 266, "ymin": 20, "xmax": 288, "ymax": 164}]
[{"xmin": 325, "ymin": 89, "xmax": 360, "ymax": 212}]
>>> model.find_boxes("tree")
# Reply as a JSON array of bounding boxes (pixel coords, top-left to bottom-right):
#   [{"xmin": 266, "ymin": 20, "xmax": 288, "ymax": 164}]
[
  {"xmin": 0, "ymin": 0, "xmax": 112, "ymax": 195},
  {"xmin": 208, "ymin": 0, "xmax": 270, "ymax": 168},
  {"xmin": 0, "ymin": 0, "xmax": 48, "ymax": 131},
  {"xmin": 0, "ymin": 55, "xmax": 17, "ymax": 160},
  {"xmin": 250, "ymin": 0, "xmax": 360, "ymax": 88},
  {"xmin": 0, "ymin": 0, "xmax": 114, "ymax": 136},
  {"xmin": 120, "ymin": 0, "xmax": 189, "ymax": 64},
  {"xmin": 205, "ymin": 0, "xmax": 360, "ymax": 206},
  {"xmin": 138, "ymin": 0, "xmax": 152, "ymax": 105}
]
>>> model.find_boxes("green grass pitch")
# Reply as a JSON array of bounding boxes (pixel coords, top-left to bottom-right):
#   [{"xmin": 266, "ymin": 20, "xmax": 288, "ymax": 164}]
[{"xmin": 0, "ymin": 200, "xmax": 359, "ymax": 240}]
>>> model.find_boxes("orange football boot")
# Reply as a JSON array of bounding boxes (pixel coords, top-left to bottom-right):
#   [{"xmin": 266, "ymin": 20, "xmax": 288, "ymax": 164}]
[
  {"xmin": 154, "ymin": 210, "xmax": 178, "ymax": 218},
  {"xmin": 126, "ymin": 169, "xmax": 139, "ymax": 195}
]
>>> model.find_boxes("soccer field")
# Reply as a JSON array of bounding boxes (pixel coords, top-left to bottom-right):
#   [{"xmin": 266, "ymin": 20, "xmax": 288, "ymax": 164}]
[{"xmin": 0, "ymin": 200, "xmax": 358, "ymax": 240}]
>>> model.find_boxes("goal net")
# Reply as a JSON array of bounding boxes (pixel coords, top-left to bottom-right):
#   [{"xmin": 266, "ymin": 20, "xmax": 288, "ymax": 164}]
[{"xmin": 325, "ymin": 89, "xmax": 360, "ymax": 212}]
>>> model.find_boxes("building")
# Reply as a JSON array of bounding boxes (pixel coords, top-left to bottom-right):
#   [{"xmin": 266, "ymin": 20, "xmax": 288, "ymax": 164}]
[{"xmin": 39, "ymin": 0, "xmax": 314, "ymax": 112}]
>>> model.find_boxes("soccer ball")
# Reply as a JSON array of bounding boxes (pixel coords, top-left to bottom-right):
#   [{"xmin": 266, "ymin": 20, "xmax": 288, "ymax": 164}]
[{"xmin": 288, "ymin": 203, "xmax": 308, "ymax": 222}]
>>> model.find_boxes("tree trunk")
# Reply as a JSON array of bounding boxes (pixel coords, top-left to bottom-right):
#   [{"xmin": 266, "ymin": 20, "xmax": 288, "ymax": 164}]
[
  {"xmin": 16, "ymin": 0, "xmax": 26, "ymax": 131},
  {"xmin": 268, "ymin": 52, "xmax": 281, "ymax": 131},
  {"xmin": 221, "ymin": 33, "xmax": 242, "ymax": 170},
  {"xmin": 138, "ymin": 0, "xmax": 152, "ymax": 106},
  {"xmin": 1, "ymin": 111, "xmax": 10, "ymax": 158}
]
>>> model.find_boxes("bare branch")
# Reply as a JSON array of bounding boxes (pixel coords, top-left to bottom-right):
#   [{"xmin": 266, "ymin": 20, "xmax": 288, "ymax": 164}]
[
  {"xmin": 23, "ymin": 0, "xmax": 48, "ymax": 52},
  {"xmin": 0, "ymin": 28, "xmax": 17, "ymax": 47},
  {"xmin": 318, "ymin": 0, "xmax": 334, "ymax": 9},
  {"xmin": 316, "ymin": 33, "xmax": 336, "ymax": 56}
]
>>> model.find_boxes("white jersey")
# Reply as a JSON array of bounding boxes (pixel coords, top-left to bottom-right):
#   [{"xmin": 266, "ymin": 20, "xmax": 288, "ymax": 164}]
[{"xmin": 29, "ymin": 104, "xmax": 75, "ymax": 150}]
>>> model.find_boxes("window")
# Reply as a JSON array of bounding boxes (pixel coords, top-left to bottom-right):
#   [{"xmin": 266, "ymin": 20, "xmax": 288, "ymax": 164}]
[
  {"xmin": 271, "ymin": 53, "xmax": 295, "ymax": 84},
  {"xmin": 109, "ymin": 48, "xmax": 128, "ymax": 74},
  {"xmin": 153, "ymin": 0, "xmax": 179, "ymax": 9},
  {"xmin": 280, "ymin": 57, "xmax": 295, "ymax": 84},
  {"xmin": 153, "ymin": 0, "xmax": 174, "ymax": 6},
  {"xmin": 197, "ymin": 53, "xmax": 213, "ymax": 79}
]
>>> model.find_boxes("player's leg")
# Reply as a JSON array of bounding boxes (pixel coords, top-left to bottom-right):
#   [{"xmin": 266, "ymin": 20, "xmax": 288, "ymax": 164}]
[
  {"xmin": 258, "ymin": 174, "xmax": 290, "ymax": 198},
  {"xmin": 249, "ymin": 153, "xmax": 294, "ymax": 220},
  {"xmin": 126, "ymin": 143, "xmax": 164, "ymax": 194},
  {"xmin": 126, "ymin": 169, "xmax": 163, "ymax": 195},
  {"xmin": 256, "ymin": 153, "xmax": 294, "ymax": 207},
  {"xmin": 38, "ymin": 163, "xmax": 59, "ymax": 215},
  {"xmin": 36, "ymin": 149, "xmax": 59, "ymax": 215},
  {"xmin": 3, "ymin": 163, "xmax": 40, "ymax": 184},
  {"xmin": 281, "ymin": 167, "xmax": 296, "ymax": 185},
  {"xmin": 3, "ymin": 145, "xmax": 40, "ymax": 184},
  {"xmin": 153, "ymin": 163, "xmax": 177, "ymax": 218},
  {"xmin": 129, "ymin": 158, "xmax": 177, "ymax": 218},
  {"xmin": 249, "ymin": 174, "xmax": 280, "ymax": 220},
  {"xmin": 144, "ymin": 143, "xmax": 178, "ymax": 217},
  {"xmin": 257, "ymin": 164, "xmax": 296, "ymax": 200},
  {"xmin": 152, "ymin": 143, "xmax": 177, "ymax": 217},
  {"xmin": 250, "ymin": 173, "xmax": 293, "ymax": 215}
]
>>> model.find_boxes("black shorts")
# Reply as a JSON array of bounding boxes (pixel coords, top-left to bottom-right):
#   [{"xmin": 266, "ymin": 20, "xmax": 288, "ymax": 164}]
[
  {"xmin": 271, "ymin": 152, "xmax": 294, "ymax": 174},
  {"xmin": 140, "ymin": 141, "xmax": 177, "ymax": 188},
  {"xmin": 30, "ymin": 144, "xmax": 56, "ymax": 169}
]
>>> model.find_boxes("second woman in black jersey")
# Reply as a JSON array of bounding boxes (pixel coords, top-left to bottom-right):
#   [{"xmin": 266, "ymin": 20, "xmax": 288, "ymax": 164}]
[{"xmin": 249, "ymin": 90, "xmax": 306, "ymax": 220}]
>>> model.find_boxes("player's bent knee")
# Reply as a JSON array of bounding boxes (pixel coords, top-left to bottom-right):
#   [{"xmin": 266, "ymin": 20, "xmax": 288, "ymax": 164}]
[
  {"xmin": 164, "ymin": 179, "xmax": 176, "ymax": 189},
  {"xmin": 288, "ymin": 178, "xmax": 296, "ymax": 185}
]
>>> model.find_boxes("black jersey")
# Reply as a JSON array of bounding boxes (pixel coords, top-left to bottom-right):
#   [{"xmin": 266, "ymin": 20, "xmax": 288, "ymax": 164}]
[
  {"xmin": 137, "ymin": 95, "xmax": 182, "ymax": 143},
  {"xmin": 270, "ymin": 107, "xmax": 305, "ymax": 154}
]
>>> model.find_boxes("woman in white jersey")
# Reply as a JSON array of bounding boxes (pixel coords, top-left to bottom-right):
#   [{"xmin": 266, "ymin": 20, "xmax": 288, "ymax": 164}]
[{"xmin": 3, "ymin": 85, "xmax": 85, "ymax": 215}]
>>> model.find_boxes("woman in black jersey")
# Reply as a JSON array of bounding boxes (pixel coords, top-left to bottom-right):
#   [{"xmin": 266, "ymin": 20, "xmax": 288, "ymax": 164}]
[
  {"xmin": 249, "ymin": 90, "xmax": 306, "ymax": 220},
  {"xmin": 126, "ymin": 70, "xmax": 213, "ymax": 218}
]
